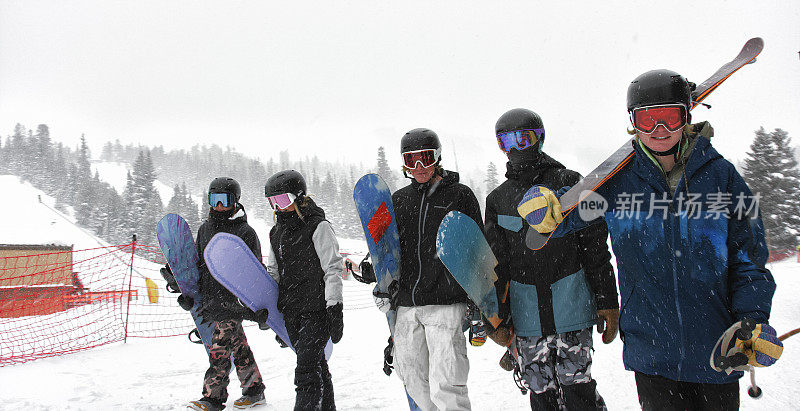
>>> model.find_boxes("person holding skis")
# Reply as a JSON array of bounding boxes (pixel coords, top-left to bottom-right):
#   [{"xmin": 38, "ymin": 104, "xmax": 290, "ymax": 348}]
[
  {"xmin": 523, "ymin": 70, "xmax": 778, "ymax": 410},
  {"xmin": 264, "ymin": 169, "xmax": 344, "ymax": 411},
  {"xmin": 390, "ymin": 128, "xmax": 481, "ymax": 411},
  {"xmin": 485, "ymin": 108, "xmax": 619, "ymax": 410},
  {"xmin": 178, "ymin": 177, "xmax": 267, "ymax": 411}
]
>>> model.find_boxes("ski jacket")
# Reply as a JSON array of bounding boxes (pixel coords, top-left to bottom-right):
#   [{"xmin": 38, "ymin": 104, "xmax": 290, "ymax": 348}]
[
  {"xmin": 196, "ymin": 207, "xmax": 261, "ymax": 322},
  {"xmin": 266, "ymin": 198, "xmax": 343, "ymax": 319},
  {"xmin": 485, "ymin": 153, "xmax": 618, "ymax": 338},
  {"xmin": 392, "ymin": 170, "xmax": 482, "ymax": 307},
  {"xmin": 554, "ymin": 122, "xmax": 776, "ymax": 383}
]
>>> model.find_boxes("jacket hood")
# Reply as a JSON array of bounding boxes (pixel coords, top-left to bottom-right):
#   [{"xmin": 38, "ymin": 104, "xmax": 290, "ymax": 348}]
[{"xmin": 208, "ymin": 204, "xmax": 248, "ymax": 225}]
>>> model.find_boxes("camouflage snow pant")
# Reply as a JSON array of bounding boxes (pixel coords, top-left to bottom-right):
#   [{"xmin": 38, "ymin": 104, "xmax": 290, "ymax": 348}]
[
  {"xmin": 202, "ymin": 319, "xmax": 265, "ymax": 404},
  {"xmin": 516, "ymin": 327, "xmax": 606, "ymax": 410}
]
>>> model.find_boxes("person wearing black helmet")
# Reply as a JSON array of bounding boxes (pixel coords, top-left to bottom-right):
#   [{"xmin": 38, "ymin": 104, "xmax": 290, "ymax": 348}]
[
  {"xmin": 263, "ymin": 169, "xmax": 344, "ymax": 411},
  {"xmin": 391, "ymin": 128, "xmax": 481, "ymax": 410},
  {"xmin": 186, "ymin": 177, "xmax": 266, "ymax": 411},
  {"xmin": 485, "ymin": 108, "xmax": 618, "ymax": 410},
  {"xmin": 524, "ymin": 70, "xmax": 777, "ymax": 410}
]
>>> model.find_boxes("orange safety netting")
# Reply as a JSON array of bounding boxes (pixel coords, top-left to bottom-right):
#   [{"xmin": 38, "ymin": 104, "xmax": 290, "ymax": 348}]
[{"xmin": 0, "ymin": 241, "xmax": 195, "ymax": 366}]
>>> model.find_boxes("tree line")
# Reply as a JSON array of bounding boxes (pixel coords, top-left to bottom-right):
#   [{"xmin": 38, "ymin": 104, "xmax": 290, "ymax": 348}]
[{"xmin": 2, "ymin": 123, "xmax": 797, "ymax": 259}]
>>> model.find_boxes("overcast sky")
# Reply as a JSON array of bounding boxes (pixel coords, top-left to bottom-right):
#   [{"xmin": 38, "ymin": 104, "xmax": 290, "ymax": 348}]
[{"xmin": 1, "ymin": 1, "xmax": 798, "ymax": 184}]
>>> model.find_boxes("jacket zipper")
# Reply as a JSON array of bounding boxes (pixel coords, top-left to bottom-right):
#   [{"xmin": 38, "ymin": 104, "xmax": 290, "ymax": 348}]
[{"xmin": 412, "ymin": 189, "xmax": 427, "ymax": 306}]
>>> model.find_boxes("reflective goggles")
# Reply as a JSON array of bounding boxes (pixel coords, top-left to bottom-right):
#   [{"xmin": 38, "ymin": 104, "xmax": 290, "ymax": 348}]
[
  {"xmin": 402, "ymin": 148, "xmax": 441, "ymax": 169},
  {"xmin": 208, "ymin": 192, "xmax": 233, "ymax": 208},
  {"xmin": 496, "ymin": 129, "xmax": 543, "ymax": 153},
  {"xmin": 630, "ymin": 104, "xmax": 687, "ymax": 134},
  {"xmin": 267, "ymin": 193, "xmax": 297, "ymax": 210}
]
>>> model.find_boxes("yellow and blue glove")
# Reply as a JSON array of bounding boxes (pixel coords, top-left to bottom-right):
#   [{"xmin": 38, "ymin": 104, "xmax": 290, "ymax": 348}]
[
  {"xmin": 517, "ymin": 186, "xmax": 563, "ymax": 234},
  {"xmin": 735, "ymin": 322, "xmax": 783, "ymax": 368}
]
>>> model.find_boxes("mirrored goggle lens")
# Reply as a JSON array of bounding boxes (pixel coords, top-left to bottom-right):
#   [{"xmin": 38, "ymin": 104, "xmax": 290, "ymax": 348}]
[
  {"xmin": 208, "ymin": 193, "xmax": 230, "ymax": 207},
  {"xmin": 496, "ymin": 129, "xmax": 543, "ymax": 153},
  {"xmin": 402, "ymin": 149, "xmax": 438, "ymax": 169},
  {"xmin": 267, "ymin": 193, "xmax": 296, "ymax": 210},
  {"xmin": 632, "ymin": 105, "xmax": 686, "ymax": 133}
]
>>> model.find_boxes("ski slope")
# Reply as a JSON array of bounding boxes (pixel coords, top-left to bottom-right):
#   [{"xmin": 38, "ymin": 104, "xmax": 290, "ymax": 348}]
[{"xmin": 1, "ymin": 175, "xmax": 798, "ymax": 409}]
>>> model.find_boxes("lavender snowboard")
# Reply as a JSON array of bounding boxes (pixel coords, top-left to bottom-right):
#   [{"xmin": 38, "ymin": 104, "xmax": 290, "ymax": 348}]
[{"xmin": 203, "ymin": 232, "xmax": 333, "ymax": 360}]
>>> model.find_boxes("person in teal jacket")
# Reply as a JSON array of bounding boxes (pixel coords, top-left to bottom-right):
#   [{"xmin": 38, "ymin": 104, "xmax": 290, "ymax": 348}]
[{"xmin": 524, "ymin": 69, "xmax": 778, "ymax": 410}]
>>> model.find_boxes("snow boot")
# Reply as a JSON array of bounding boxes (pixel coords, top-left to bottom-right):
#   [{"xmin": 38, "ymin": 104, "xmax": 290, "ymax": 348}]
[
  {"xmin": 187, "ymin": 399, "xmax": 224, "ymax": 411},
  {"xmin": 233, "ymin": 392, "xmax": 266, "ymax": 408}
]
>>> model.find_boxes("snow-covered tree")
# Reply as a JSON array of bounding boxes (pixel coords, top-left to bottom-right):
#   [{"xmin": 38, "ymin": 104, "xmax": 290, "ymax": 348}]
[
  {"xmin": 742, "ymin": 127, "xmax": 800, "ymax": 255},
  {"xmin": 485, "ymin": 162, "xmax": 500, "ymax": 194},
  {"xmin": 376, "ymin": 146, "xmax": 397, "ymax": 192}
]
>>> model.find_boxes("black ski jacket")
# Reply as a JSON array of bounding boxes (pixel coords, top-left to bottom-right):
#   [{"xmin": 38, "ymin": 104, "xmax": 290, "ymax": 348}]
[
  {"xmin": 268, "ymin": 199, "xmax": 329, "ymax": 319},
  {"xmin": 196, "ymin": 207, "xmax": 261, "ymax": 322},
  {"xmin": 485, "ymin": 154, "xmax": 618, "ymax": 337},
  {"xmin": 392, "ymin": 170, "xmax": 482, "ymax": 307}
]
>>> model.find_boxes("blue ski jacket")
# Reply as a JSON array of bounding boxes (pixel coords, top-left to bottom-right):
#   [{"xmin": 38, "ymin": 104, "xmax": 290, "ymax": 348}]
[{"xmin": 554, "ymin": 124, "xmax": 775, "ymax": 383}]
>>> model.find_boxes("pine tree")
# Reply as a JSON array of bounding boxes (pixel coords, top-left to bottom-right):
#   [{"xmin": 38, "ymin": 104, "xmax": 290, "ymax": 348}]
[
  {"xmin": 376, "ymin": 146, "xmax": 397, "ymax": 191},
  {"xmin": 742, "ymin": 127, "xmax": 800, "ymax": 255},
  {"xmin": 485, "ymin": 162, "xmax": 500, "ymax": 194}
]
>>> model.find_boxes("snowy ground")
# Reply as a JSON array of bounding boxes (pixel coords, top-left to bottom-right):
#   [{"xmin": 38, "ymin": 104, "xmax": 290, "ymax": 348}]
[{"xmin": 1, "ymin": 174, "xmax": 799, "ymax": 409}]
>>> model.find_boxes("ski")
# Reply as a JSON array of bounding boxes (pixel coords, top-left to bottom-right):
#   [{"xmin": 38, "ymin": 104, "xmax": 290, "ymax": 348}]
[{"xmin": 526, "ymin": 37, "xmax": 764, "ymax": 250}]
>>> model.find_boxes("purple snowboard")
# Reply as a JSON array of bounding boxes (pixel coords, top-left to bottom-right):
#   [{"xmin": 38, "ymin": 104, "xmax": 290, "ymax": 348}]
[{"xmin": 203, "ymin": 232, "xmax": 333, "ymax": 360}]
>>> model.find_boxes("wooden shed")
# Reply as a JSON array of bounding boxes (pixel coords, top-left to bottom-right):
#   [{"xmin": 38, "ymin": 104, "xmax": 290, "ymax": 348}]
[{"xmin": 0, "ymin": 244, "xmax": 76, "ymax": 318}]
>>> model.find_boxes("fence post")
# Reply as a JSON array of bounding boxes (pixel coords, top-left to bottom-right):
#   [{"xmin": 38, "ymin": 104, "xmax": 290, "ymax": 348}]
[{"xmin": 123, "ymin": 234, "xmax": 137, "ymax": 343}]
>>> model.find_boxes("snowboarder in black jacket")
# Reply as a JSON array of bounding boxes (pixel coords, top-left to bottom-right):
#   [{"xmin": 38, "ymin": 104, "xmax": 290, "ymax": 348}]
[
  {"xmin": 264, "ymin": 169, "xmax": 344, "ymax": 411},
  {"xmin": 391, "ymin": 128, "xmax": 481, "ymax": 410},
  {"xmin": 486, "ymin": 109, "xmax": 618, "ymax": 410},
  {"xmin": 184, "ymin": 177, "xmax": 266, "ymax": 411}
]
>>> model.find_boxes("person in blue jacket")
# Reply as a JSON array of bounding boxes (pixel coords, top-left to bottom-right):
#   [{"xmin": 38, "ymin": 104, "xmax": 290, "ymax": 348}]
[{"xmin": 524, "ymin": 69, "xmax": 777, "ymax": 410}]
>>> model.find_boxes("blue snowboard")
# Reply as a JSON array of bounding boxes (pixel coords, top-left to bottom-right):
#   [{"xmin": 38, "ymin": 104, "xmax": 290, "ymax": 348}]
[
  {"xmin": 203, "ymin": 232, "xmax": 333, "ymax": 360},
  {"xmin": 354, "ymin": 174, "xmax": 420, "ymax": 411},
  {"xmin": 436, "ymin": 211, "xmax": 503, "ymax": 330},
  {"xmin": 155, "ymin": 214, "xmax": 218, "ymax": 353}
]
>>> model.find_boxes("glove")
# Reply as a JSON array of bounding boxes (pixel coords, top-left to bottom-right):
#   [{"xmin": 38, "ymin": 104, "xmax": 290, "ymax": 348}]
[
  {"xmin": 327, "ymin": 303, "xmax": 344, "ymax": 344},
  {"xmin": 358, "ymin": 260, "xmax": 376, "ymax": 284},
  {"xmin": 253, "ymin": 308, "xmax": 269, "ymax": 330},
  {"xmin": 372, "ymin": 282, "xmax": 395, "ymax": 314},
  {"xmin": 735, "ymin": 322, "xmax": 783, "ymax": 368},
  {"xmin": 383, "ymin": 336, "xmax": 394, "ymax": 376},
  {"xmin": 469, "ymin": 320, "xmax": 487, "ymax": 346},
  {"xmin": 596, "ymin": 309, "xmax": 619, "ymax": 344},
  {"xmin": 487, "ymin": 325, "xmax": 513, "ymax": 347},
  {"xmin": 176, "ymin": 294, "xmax": 194, "ymax": 311},
  {"xmin": 517, "ymin": 185, "xmax": 564, "ymax": 234},
  {"xmin": 160, "ymin": 265, "xmax": 180, "ymax": 293}
]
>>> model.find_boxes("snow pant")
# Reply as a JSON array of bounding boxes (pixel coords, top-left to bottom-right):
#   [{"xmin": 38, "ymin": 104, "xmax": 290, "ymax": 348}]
[
  {"xmin": 516, "ymin": 327, "xmax": 606, "ymax": 411},
  {"xmin": 394, "ymin": 303, "xmax": 471, "ymax": 411},
  {"xmin": 285, "ymin": 309, "xmax": 335, "ymax": 411},
  {"xmin": 202, "ymin": 319, "xmax": 265, "ymax": 407},
  {"xmin": 634, "ymin": 372, "xmax": 739, "ymax": 411}
]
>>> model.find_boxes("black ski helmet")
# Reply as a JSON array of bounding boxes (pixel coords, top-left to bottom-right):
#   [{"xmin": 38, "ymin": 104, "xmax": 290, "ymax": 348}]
[
  {"xmin": 208, "ymin": 177, "xmax": 241, "ymax": 205},
  {"xmin": 265, "ymin": 169, "xmax": 307, "ymax": 198},
  {"xmin": 400, "ymin": 128, "xmax": 441, "ymax": 154},
  {"xmin": 495, "ymin": 108, "xmax": 545, "ymax": 152},
  {"xmin": 627, "ymin": 69, "xmax": 693, "ymax": 122}
]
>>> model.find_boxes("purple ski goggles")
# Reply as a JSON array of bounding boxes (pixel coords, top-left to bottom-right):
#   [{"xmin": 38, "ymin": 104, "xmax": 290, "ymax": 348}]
[{"xmin": 496, "ymin": 129, "xmax": 544, "ymax": 153}]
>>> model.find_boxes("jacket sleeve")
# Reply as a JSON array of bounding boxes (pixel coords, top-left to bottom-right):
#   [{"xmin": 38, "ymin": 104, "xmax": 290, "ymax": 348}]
[
  {"xmin": 575, "ymin": 221, "xmax": 619, "ymax": 310},
  {"xmin": 460, "ymin": 185, "xmax": 484, "ymax": 231},
  {"xmin": 726, "ymin": 165, "xmax": 776, "ymax": 323},
  {"xmin": 266, "ymin": 243, "xmax": 280, "ymax": 283},
  {"xmin": 313, "ymin": 220, "xmax": 344, "ymax": 306},
  {"xmin": 484, "ymin": 192, "xmax": 512, "ymax": 324}
]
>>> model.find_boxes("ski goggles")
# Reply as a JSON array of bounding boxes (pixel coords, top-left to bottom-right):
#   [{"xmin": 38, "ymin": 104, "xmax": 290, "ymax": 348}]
[
  {"xmin": 630, "ymin": 104, "xmax": 688, "ymax": 133},
  {"xmin": 496, "ymin": 129, "xmax": 544, "ymax": 153},
  {"xmin": 208, "ymin": 192, "xmax": 233, "ymax": 208},
  {"xmin": 402, "ymin": 148, "xmax": 441, "ymax": 169},
  {"xmin": 267, "ymin": 193, "xmax": 297, "ymax": 210}
]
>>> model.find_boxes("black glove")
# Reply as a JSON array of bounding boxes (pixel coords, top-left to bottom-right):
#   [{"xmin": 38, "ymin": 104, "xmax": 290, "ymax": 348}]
[
  {"xmin": 176, "ymin": 294, "xmax": 194, "ymax": 311},
  {"xmin": 358, "ymin": 260, "xmax": 376, "ymax": 283},
  {"xmin": 383, "ymin": 336, "xmax": 394, "ymax": 376},
  {"xmin": 254, "ymin": 309, "xmax": 269, "ymax": 330},
  {"xmin": 327, "ymin": 303, "xmax": 344, "ymax": 344},
  {"xmin": 160, "ymin": 265, "xmax": 180, "ymax": 293}
]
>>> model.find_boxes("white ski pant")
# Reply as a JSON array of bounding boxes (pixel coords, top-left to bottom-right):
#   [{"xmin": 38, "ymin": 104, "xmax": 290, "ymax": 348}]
[{"xmin": 394, "ymin": 304, "xmax": 471, "ymax": 411}]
